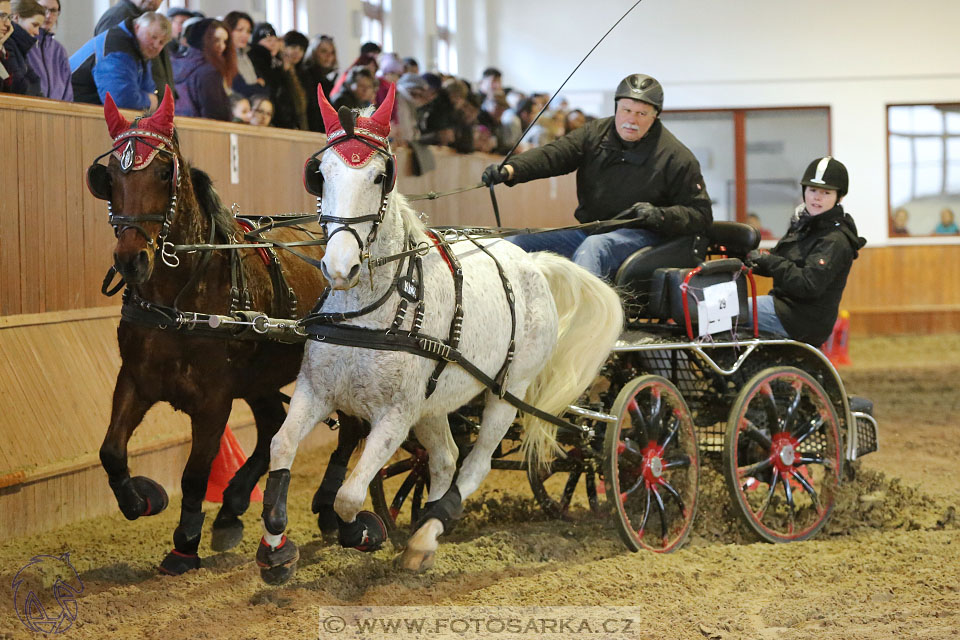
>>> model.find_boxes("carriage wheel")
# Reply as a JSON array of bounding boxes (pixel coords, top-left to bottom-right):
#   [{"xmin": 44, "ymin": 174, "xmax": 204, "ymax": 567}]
[
  {"xmin": 526, "ymin": 444, "xmax": 605, "ymax": 521},
  {"xmin": 369, "ymin": 442, "xmax": 430, "ymax": 543},
  {"xmin": 603, "ymin": 375, "xmax": 699, "ymax": 553},
  {"xmin": 723, "ymin": 366, "xmax": 842, "ymax": 543}
]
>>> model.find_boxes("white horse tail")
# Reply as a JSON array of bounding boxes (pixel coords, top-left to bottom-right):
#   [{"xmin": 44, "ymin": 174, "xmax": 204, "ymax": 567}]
[{"xmin": 520, "ymin": 253, "xmax": 624, "ymax": 468}]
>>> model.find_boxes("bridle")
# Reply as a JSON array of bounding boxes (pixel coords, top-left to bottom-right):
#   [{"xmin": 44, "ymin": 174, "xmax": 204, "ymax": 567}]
[
  {"xmin": 304, "ymin": 107, "xmax": 396, "ymax": 260},
  {"xmin": 87, "ymin": 126, "xmax": 182, "ymax": 268}
]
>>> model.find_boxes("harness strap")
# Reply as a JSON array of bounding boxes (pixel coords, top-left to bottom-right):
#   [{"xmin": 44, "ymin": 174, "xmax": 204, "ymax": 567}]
[
  {"xmin": 466, "ymin": 235, "xmax": 517, "ymax": 397},
  {"xmin": 301, "ymin": 323, "xmax": 582, "ymax": 435},
  {"xmin": 172, "ymin": 217, "xmax": 218, "ymax": 312},
  {"xmin": 101, "ymin": 265, "xmax": 125, "ymax": 297},
  {"xmin": 300, "ymin": 255, "xmax": 408, "ymax": 325},
  {"xmin": 424, "ymin": 231, "xmax": 463, "ymax": 398}
]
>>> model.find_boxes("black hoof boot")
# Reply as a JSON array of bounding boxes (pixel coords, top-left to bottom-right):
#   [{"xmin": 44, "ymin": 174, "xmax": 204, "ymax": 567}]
[
  {"xmin": 262, "ymin": 469, "xmax": 290, "ymax": 537},
  {"xmin": 210, "ymin": 510, "xmax": 244, "ymax": 552},
  {"xmin": 338, "ymin": 511, "xmax": 387, "ymax": 552},
  {"xmin": 132, "ymin": 477, "xmax": 169, "ymax": 516},
  {"xmin": 158, "ymin": 549, "xmax": 201, "ymax": 575},
  {"xmin": 110, "ymin": 476, "xmax": 169, "ymax": 521},
  {"xmin": 413, "ymin": 485, "xmax": 463, "ymax": 534},
  {"xmin": 256, "ymin": 536, "xmax": 299, "ymax": 586}
]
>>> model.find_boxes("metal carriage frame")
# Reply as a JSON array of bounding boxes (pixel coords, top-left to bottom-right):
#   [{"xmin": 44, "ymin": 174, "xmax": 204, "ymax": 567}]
[{"xmin": 369, "ymin": 322, "xmax": 879, "ymax": 553}]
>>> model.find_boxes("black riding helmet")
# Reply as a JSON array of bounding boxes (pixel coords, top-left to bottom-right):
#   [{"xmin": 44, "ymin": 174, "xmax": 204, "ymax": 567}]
[
  {"xmin": 801, "ymin": 156, "xmax": 848, "ymax": 198},
  {"xmin": 615, "ymin": 74, "xmax": 663, "ymax": 113}
]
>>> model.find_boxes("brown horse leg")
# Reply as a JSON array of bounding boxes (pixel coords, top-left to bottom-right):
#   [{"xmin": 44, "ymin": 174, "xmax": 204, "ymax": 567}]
[
  {"xmin": 311, "ymin": 414, "xmax": 367, "ymax": 540},
  {"xmin": 210, "ymin": 392, "xmax": 286, "ymax": 552},
  {"xmin": 159, "ymin": 400, "xmax": 232, "ymax": 576},
  {"xmin": 100, "ymin": 372, "xmax": 168, "ymax": 521}
]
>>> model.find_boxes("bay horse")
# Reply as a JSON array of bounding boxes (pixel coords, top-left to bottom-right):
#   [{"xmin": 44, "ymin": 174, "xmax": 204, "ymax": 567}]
[
  {"xmin": 255, "ymin": 84, "xmax": 624, "ymax": 583},
  {"xmin": 87, "ymin": 87, "xmax": 363, "ymax": 575}
]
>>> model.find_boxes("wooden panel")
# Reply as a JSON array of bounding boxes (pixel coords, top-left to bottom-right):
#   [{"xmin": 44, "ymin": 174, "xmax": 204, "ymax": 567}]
[
  {"xmin": 2, "ymin": 93, "xmax": 959, "ymax": 325},
  {"xmin": 0, "ymin": 106, "xmax": 21, "ymax": 315}
]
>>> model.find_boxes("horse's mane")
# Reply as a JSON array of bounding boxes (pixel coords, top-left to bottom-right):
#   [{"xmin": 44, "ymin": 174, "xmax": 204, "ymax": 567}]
[
  {"xmin": 391, "ymin": 192, "xmax": 430, "ymax": 245},
  {"xmin": 189, "ymin": 166, "xmax": 240, "ymax": 238}
]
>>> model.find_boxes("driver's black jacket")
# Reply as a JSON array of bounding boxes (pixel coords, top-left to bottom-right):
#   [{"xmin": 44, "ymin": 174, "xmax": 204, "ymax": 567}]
[{"xmin": 504, "ymin": 117, "xmax": 712, "ymax": 237}]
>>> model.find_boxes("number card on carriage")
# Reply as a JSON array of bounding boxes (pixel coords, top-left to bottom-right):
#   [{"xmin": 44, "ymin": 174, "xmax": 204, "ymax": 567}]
[{"xmin": 696, "ymin": 280, "xmax": 739, "ymax": 336}]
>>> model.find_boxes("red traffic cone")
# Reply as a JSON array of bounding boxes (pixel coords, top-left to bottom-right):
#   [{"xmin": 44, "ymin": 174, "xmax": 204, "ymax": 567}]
[
  {"xmin": 205, "ymin": 425, "xmax": 264, "ymax": 503},
  {"xmin": 833, "ymin": 310, "xmax": 851, "ymax": 366},
  {"xmin": 821, "ymin": 310, "xmax": 851, "ymax": 367}
]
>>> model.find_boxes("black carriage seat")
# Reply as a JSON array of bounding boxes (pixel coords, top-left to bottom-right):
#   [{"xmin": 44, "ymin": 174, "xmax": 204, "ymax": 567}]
[
  {"xmin": 707, "ymin": 220, "xmax": 761, "ymax": 260},
  {"xmin": 646, "ymin": 258, "xmax": 750, "ymax": 326},
  {"xmin": 614, "ymin": 234, "xmax": 708, "ymax": 310},
  {"xmin": 614, "ymin": 221, "xmax": 759, "ymax": 318}
]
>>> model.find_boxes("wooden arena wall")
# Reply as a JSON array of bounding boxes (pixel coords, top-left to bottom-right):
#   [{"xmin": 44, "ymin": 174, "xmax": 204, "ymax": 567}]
[{"xmin": 0, "ymin": 94, "xmax": 958, "ymax": 536}]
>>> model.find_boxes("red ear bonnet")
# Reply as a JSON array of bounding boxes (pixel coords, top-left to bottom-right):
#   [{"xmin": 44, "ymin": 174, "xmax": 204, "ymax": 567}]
[
  {"xmin": 105, "ymin": 85, "xmax": 177, "ymax": 171},
  {"xmin": 318, "ymin": 84, "xmax": 342, "ymax": 137},
  {"xmin": 319, "ymin": 82, "xmax": 395, "ymax": 169},
  {"xmin": 103, "ymin": 92, "xmax": 130, "ymax": 139}
]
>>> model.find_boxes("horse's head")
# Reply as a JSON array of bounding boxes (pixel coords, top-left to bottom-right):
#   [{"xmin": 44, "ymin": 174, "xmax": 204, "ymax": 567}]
[
  {"xmin": 306, "ymin": 83, "xmax": 396, "ymax": 290},
  {"xmin": 87, "ymin": 86, "xmax": 181, "ymax": 285}
]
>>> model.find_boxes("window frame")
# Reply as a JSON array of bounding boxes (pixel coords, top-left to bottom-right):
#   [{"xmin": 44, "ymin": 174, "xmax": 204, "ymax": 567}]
[
  {"xmin": 886, "ymin": 101, "xmax": 960, "ymax": 239},
  {"xmin": 662, "ymin": 105, "xmax": 832, "ymax": 227}
]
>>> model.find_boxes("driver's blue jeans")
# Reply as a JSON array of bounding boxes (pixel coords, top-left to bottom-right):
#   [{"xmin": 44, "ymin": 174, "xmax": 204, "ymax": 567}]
[{"xmin": 508, "ymin": 227, "xmax": 660, "ymax": 282}]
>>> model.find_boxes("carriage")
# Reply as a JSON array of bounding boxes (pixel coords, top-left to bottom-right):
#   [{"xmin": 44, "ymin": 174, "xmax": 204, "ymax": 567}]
[
  {"xmin": 363, "ymin": 220, "xmax": 880, "ymax": 552},
  {"xmin": 88, "ymin": 86, "xmax": 878, "ymax": 583}
]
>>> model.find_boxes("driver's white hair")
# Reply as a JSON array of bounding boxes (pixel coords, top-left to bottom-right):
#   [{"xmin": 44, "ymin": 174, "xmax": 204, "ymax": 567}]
[{"xmin": 134, "ymin": 11, "xmax": 172, "ymax": 38}]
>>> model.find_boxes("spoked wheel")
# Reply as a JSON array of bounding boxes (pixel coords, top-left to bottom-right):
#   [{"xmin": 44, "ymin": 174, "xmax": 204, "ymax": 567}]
[
  {"xmin": 723, "ymin": 366, "xmax": 842, "ymax": 543},
  {"xmin": 369, "ymin": 441, "xmax": 430, "ymax": 543},
  {"xmin": 526, "ymin": 444, "xmax": 605, "ymax": 520},
  {"xmin": 603, "ymin": 375, "xmax": 699, "ymax": 553}
]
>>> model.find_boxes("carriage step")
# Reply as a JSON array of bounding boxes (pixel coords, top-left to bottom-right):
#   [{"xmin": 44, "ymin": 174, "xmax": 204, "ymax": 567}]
[
  {"xmin": 848, "ymin": 396, "xmax": 878, "ymax": 458},
  {"xmin": 848, "ymin": 395, "xmax": 874, "ymax": 415}
]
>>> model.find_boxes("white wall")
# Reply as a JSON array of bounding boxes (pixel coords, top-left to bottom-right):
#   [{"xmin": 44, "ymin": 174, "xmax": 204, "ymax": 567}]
[{"xmin": 484, "ymin": 0, "xmax": 960, "ymax": 246}]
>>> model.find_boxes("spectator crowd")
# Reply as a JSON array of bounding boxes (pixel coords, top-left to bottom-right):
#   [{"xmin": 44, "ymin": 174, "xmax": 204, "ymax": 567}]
[{"xmin": 0, "ymin": 0, "xmax": 594, "ymax": 154}]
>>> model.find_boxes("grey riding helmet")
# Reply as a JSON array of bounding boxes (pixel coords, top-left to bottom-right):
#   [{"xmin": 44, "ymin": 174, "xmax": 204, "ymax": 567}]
[
  {"xmin": 800, "ymin": 156, "xmax": 849, "ymax": 198},
  {"xmin": 615, "ymin": 74, "xmax": 663, "ymax": 113}
]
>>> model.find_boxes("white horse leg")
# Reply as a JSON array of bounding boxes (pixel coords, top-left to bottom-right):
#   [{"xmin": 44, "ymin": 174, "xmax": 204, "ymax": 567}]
[
  {"xmin": 454, "ymin": 394, "xmax": 521, "ymax": 499},
  {"xmin": 401, "ymin": 394, "xmax": 521, "ymax": 572},
  {"xmin": 261, "ymin": 378, "xmax": 331, "ymax": 548},
  {"xmin": 256, "ymin": 376, "xmax": 333, "ymax": 585},
  {"xmin": 412, "ymin": 415, "xmax": 458, "ymax": 502},
  {"xmin": 334, "ymin": 408, "xmax": 410, "ymax": 549}
]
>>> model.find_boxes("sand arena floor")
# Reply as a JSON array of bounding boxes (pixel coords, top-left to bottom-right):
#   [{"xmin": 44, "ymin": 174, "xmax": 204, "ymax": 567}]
[{"xmin": 1, "ymin": 334, "xmax": 959, "ymax": 640}]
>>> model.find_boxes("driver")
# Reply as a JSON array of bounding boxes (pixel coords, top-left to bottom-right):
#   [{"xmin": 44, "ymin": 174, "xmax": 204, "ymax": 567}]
[{"xmin": 481, "ymin": 73, "xmax": 712, "ymax": 281}]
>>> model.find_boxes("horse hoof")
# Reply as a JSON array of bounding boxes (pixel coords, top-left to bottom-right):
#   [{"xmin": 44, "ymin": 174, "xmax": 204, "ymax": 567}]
[
  {"xmin": 132, "ymin": 476, "xmax": 168, "ymax": 516},
  {"xmin": 398, "ymin": 547, "xmax": 435, "ymax": 573},
  {"xmin": 210, "ymin": 516, "xmax": 244, "ymax": 552},
  {"xmin": 256, "ymin": 536, "xmax": 299, "ymax": 586},
  {"xmin": 353, "ymin": 511, "xmax": 387, "ymax": 552},
  {"xmin": 158, "ymin": 549, "xmax": 201, "ymax": 575}
]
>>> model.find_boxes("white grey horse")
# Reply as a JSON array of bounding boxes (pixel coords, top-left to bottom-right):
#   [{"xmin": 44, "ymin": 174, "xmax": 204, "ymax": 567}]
[{"xmin": 256, "ymin": 84, "xmax": 623, "ymax": 583}]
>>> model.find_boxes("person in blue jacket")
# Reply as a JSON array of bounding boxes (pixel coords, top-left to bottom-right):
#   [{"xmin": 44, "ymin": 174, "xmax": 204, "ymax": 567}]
[
  {"xmin": 170, "ymin": 17, "xmax": 235, "ymax": 121},
  {"xmin": 70, "ymin": 11, "xmax": 170, "ymax": 110}
]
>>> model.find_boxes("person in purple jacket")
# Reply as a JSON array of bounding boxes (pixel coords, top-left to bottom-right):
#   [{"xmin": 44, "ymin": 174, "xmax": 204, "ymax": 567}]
[
  {"xmin": 25, "ymin": 0, "xmax": 71, "ymax": 100},
  {"xmin": 170, "ymin": 17, "xmax": 235, "ymax": 121}
]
